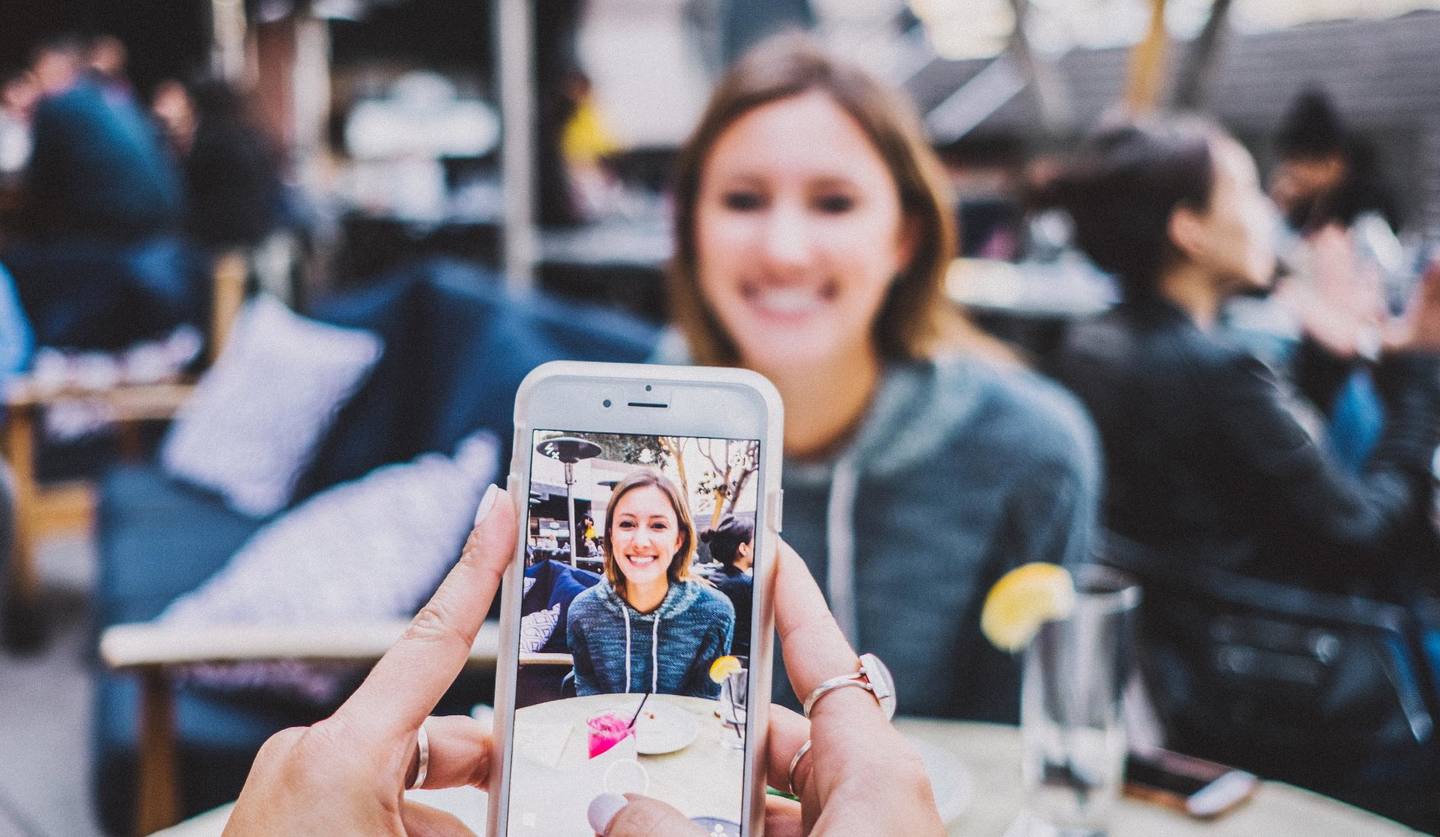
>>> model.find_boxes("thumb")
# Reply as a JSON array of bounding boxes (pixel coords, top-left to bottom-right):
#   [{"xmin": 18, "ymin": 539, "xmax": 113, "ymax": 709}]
[{"xmin": 588, "ymin": 792, "xmax": 706, "ymax": 836}]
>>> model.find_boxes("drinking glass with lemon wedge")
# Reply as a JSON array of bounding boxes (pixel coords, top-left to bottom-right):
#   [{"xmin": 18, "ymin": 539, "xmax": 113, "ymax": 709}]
[
  {"xmin": 982, "ymin": 563, "xmax": 1140, "ymax": 836},
  {"xmin": 711, "ymin": 655, "xmax": 748, "ymax": 750}
]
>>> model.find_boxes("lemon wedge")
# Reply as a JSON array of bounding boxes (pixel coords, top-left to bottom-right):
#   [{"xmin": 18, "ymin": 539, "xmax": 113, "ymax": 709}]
[
  {"xmin": 709, "ymin": 655, "xmax": 743, "ymax": 683},
  {"xmin": 980, "ymin": 563, "xmax": 1076, "ymax": 652}
]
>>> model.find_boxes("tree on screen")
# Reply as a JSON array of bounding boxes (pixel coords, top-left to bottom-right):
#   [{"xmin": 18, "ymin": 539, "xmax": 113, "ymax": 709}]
[{"xmin": 695, "ymin": 439, "xmax": 759, "ymax": 527}]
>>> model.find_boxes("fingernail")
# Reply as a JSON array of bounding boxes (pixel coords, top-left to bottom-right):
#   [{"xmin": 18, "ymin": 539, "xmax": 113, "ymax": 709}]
[
  {"xmin": 587, "ymin": 792, "xmax": 627, "ymax": 834},
  {"xmin": 474, "ymin": 484, "xmax": 500, "ymax": 525}
]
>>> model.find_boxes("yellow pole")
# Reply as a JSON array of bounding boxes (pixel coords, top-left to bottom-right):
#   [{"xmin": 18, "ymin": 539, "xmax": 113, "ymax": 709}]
[{"xmin": 1125, "ymin": 0, "xmax": 1170, "ymax": 114}]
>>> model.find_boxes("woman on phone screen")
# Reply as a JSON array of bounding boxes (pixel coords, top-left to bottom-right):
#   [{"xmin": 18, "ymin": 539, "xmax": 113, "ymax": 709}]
[
  {"xmin": 566, "ymin": 470, "xmax": 735, "ymax": 698},
  {"xmin": 657, "ymin": 33, "xmax": 1100, "ymax": 719}
]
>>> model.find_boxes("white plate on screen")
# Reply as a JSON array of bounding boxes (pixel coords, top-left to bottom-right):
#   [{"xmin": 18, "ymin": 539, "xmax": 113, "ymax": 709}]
[
  {"xmin": 908, "ymin": 736, "xmax": 974, "ymax": 824},
  {"xmin": 616, "ymin": 701, "xmax": 700, "ymax": 755}
]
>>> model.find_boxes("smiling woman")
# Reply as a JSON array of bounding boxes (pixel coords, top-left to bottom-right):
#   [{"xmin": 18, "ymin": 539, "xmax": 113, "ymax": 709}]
[
  {"xmin": 566, "ymin": 469, "xmax": 736, "ymax": 698},
  {"xmin": 657, "ymin": 32, "xmax": 1101, "ymax": 721}
]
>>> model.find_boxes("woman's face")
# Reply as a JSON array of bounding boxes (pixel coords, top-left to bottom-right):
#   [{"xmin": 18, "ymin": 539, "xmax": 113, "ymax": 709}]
[
  {"xmin": 1178, "ymin": 137, "xmax": 1278, "ymax": 294},
  {"xmin": 694, "ymin": 90, "xmax": 914, "ymax": 372},
  {"xmin": 609, "ymin": 486, "xmax": 683, "ymax": 588}
]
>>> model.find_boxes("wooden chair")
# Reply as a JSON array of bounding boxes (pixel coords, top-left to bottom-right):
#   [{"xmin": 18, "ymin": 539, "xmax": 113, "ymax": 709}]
[
  {"xmin": 99, "ymin": 618, "xmax": 501, "ymax": 834},
  {"xmin": 1, "ymin": 251, "xmax": 248, "ymax": 646}
]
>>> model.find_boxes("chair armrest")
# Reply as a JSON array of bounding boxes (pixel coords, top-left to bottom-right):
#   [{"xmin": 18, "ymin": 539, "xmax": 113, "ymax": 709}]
[
  {"xmin": 5, "ymin": 377, "xmax": 196, "ymax": 422},
  {"xmin": 518, "ymin": 652, "xmax": 574, "ymax": 667},
  {"xmin": 99, "ymin": 619, "xmax": 502, "ymax": 671}
]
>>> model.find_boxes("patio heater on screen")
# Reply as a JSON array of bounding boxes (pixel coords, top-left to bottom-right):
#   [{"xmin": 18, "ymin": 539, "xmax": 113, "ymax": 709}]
[{"xmin": 536, "ymin": 436, "xmax": 603, "ymax": 567}]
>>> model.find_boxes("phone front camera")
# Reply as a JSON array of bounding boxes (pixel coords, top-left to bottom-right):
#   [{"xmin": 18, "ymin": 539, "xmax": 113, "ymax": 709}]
[
  {"xmin": 603, "ymin": 399, "xmax": 612, "ymax": 408},
  {"xmin": 644, "ymin": 384, "xmax": 652, "ymax": 392}
]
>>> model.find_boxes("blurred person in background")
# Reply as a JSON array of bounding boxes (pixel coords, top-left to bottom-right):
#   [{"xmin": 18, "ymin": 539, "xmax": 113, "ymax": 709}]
[
  {"xmin": 0, "ymin": 69, "xmax": 38, "ymax": 191},
  {"xmin": 1267, "ymin": 88, "xmax": 1408, "ymax": 474},
  {"xmin": 1049, "ymin": 117, "xmax": 1440, "ymax": 591},
  {"xmin": 660, "ymin": 33, "xmax": 1100, "ymax": 721},
  {"xmin": 3, "ymin": 33, "xmax": 193, "ymax": 350},
  {"xmin": 1048, "ymin": 118, "xmax": 1440, "ymax": 828},
  {"xmin": 16, "ymin": 34, "xmax": 179, "ymax": 244},
  {"xmin": 85, "ymin": 33, "xmax": 136, "ymax": 107},
  {"xmin": 168, "ymin": 78, "xmax": 289, "ymax": 251},
  {"xmin": 1271, "ymin": 87, "xmax": 1401, "ymax": 236},
  {"xmin": 536, "ymin": 0, "xmax": 587, "ymax": 227},
  {"xmin": 151, "ymin": 78, "xmax": 197, "ymax": 159}
]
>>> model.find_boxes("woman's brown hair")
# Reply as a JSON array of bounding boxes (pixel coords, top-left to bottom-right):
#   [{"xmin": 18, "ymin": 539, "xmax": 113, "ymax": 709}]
[
  {"xmin": 668, "ymin": 31, "xmax": 965, "ymax": 366},
  {"xmin": 601, "ymin": 469, "xmax": 698, "ymax": 598}
]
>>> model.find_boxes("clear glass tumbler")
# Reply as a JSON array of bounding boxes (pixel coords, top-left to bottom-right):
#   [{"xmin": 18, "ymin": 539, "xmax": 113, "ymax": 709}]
[
  {"xmin": 1020, "ymin": 565, "xmax": 1140, "ymax": 836},
  {"xmin": 720, "ymin": 667, "xmax": 748, "ymax": 750}
]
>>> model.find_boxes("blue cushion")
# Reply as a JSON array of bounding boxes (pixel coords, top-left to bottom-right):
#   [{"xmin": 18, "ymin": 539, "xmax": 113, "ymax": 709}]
[
  {"xmin": 295, "ymin": 259, "xmax": 657, "ymax": 500},
  {"xmin": 96, "ymin": 464, "xmax": 268, "ymax": 626},
  {"xmin": 290, "ymin": 268, "xmax": 426, "ymax": 499},
  {"xmin": 523, "ymin": 559, "xmax": 602, "ymax": 654}
]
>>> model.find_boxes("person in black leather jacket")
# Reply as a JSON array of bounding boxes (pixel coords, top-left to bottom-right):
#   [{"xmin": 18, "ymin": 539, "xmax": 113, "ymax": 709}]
[{"xmin": 1047, "ymin": 118, "xmax": 1440, "ymax": 587}]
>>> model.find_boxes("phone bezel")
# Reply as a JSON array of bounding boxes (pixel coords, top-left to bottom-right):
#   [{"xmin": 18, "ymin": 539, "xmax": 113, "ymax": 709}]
[{"xmin": 489, "ymin": 361, "xmax": 783, "ymax": 836}]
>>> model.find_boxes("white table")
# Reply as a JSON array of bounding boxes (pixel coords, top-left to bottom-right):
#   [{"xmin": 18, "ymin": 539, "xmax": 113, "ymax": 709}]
[
  {"xmin": 157, "ymin": 720, "xmax": 1421, "ymax": 836},
  {"xmin": 507, "ymin": 693, "xmax": 744, "ymax": 834}
]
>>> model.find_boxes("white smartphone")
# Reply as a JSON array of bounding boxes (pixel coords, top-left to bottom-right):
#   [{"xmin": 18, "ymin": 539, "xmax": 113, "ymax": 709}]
[{"xmin": 489, "ymin": 361, "xmax": 783, "ymax": 836}]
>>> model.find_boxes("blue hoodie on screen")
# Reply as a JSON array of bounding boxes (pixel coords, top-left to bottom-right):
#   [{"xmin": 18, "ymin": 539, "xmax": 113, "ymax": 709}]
[{"xmin": 567, "ymin": 578, "xmax": 735, "ymax": 698}]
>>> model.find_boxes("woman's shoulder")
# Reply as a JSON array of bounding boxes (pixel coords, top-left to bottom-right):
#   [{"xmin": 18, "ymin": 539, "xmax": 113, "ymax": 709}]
[
  {"xmin": 567, "ymin": 582, "xmax": 610, "ymax": 618},
  {"xmin": 931, "ymin": 354, "xmax": 1100, "ymax": 471},
  {"xmin": 684, "ymin": 580, "xmax": 736, "ymax": 620}
]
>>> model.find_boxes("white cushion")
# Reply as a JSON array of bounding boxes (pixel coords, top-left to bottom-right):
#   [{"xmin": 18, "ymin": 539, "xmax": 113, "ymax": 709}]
[
  {"xmin": 160, "ymin": 295, "xmax": 383, "ymax": 517},
  {"xmin": 157, "ymin": 432, "xmax": 500, "ymax": 703},
  {"xmin": 520, "ymin": 603, "xmax": 561, "ymax": 653}
]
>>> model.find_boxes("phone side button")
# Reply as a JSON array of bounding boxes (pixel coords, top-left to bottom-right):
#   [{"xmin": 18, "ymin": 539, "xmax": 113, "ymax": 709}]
[{"xmin": 768, "ymin": 489, "xmax": 783, "ymax": 534}]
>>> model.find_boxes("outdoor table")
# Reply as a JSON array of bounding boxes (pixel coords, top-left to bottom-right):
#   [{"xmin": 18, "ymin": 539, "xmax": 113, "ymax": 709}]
[
  {"xmin": 507, "ymin": 693, "xmax": 744, "ymax": 831},
  {"xmin": 154, "ymin": 720, "xmax": 1421, "ymax": 836}
]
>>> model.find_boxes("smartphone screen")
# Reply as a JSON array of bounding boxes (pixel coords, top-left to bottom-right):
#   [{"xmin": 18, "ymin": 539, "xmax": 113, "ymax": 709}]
[{"xmin": 503, "ymin": 429, "xmax": 761, "ymax": 835}]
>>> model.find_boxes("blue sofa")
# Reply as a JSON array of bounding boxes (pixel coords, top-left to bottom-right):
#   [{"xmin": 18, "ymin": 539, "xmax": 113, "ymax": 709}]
[{"xmin": 92, "ymin": 260, "xmax": 657, "ymax": 833}]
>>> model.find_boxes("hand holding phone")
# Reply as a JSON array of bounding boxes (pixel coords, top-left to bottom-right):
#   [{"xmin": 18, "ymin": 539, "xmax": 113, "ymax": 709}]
[{"xmin": 594, "ymin": 541, "xmax": 945, "ymax": 837}]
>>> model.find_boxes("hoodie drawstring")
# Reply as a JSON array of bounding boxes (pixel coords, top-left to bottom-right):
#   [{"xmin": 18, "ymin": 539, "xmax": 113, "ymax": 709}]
[
  {"xmin": 651, "ymin": 615, "xmax": 660, "ymax": 694},
  {"xmin": 826, "ymin": 452, "xmax": 861, "ymax": 643},
  {"xmin": 623, "ymin": 602, "xmax": 662, "ymax": 693},
  {"xmin": 623, "ymin": 610, "xmax": 633, "ymax": 694}
]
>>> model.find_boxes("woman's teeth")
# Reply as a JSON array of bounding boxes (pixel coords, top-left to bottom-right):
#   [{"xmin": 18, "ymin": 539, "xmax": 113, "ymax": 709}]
[
  {"xmin": 753, "ymin": 287, "xmax": 823, "ymax": 315},
  {"xmin": 627, "ymin": 554, "xmax": 657, "ymax": 566}
]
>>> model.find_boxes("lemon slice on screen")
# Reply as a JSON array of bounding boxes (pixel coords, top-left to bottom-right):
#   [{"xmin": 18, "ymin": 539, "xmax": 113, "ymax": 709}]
[
  {"xmin": 981, "ymin": 563, "xmax": 1076, "ymax": 652},
  {"xmin": 709, "ymin": 655, "xmax": 742, "ymax": 683}
]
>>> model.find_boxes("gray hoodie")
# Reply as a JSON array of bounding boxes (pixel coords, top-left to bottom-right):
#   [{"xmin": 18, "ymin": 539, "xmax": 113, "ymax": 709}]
[
  {"xmin": 567, "ymin": 578, "xmax": 736, "ymax": 698},
  {"xmin": 653, "ymin": 334, "xmax": 1101, "ymax": 720}
]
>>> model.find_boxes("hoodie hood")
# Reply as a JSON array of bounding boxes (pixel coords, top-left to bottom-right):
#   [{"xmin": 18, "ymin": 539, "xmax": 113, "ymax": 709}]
[{"xmin": 786, "ymin": 355, "xmax": 999, "ymax": 640}]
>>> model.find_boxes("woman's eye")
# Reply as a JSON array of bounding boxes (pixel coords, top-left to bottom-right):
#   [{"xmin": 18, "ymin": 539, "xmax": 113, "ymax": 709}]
[
  {"xmin": 618, "ymin": 521, "xmax": 635, "ymax": 530},
  {"xmin": 722, "ymin": 191, "xmax": 765, "ymax": 211},
  {"xmin": 815, "ymin": 194, "xmax": 855, "ymax": 214},
  {"xmin": 651, "ymin": 522, "xmax": 670, "ymax": 531}
]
